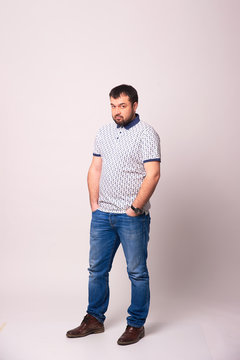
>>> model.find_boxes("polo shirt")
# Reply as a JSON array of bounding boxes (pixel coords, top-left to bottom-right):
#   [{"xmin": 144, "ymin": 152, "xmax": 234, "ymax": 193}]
[{"xmin": 93, "ymin": 114, "xmax": 161, "ymax": 213}]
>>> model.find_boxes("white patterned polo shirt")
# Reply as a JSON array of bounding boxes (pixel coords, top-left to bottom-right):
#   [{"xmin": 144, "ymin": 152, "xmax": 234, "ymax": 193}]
[{"xmin": 93, "ymin": 114, "xmax": 161, "ymax": 213}]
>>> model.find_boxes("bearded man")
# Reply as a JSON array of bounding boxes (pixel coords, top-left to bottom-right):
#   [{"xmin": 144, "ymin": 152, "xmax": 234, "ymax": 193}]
[{"xmin": 66, "ymin": 84, "xmax": 161, "ymax": 345}]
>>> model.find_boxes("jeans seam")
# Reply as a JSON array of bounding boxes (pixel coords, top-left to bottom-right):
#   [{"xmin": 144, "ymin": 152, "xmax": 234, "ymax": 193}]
[{"xmin": 106, "ymin": 233, "xmax": 119, "ymax": 273}]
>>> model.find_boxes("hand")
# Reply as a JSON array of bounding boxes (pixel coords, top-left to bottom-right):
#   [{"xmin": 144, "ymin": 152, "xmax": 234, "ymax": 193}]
[{"xmin": 126, "ymin": 207, "xmax": 139, "ymax": 217}]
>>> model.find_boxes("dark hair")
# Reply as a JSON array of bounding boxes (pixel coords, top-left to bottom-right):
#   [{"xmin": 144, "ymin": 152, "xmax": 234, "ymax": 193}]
[{"xmin": 109, "ymin": 84, "xmax": 138, "ymax": 105}]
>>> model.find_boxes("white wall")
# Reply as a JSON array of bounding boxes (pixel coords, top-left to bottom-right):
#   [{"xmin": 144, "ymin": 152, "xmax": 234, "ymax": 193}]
[{"xmin": 1, "ymin": 0, "xmax": 240, "ymax": 312}]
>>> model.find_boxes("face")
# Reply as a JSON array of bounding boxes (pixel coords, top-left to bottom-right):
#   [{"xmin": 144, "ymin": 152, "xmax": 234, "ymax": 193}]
[{"xmin": 110, "ymin": 94, "xmax": 138, "ymax": 127}]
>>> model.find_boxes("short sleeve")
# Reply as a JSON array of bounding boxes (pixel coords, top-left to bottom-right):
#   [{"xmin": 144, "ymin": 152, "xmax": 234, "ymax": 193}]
[
  {"xmin": 93, "ymin": 130, "xmax": 101, "ymax": 157},
  {"xmin": 140, "ymin": 127, "xmax": 161, "ymax": 163}
]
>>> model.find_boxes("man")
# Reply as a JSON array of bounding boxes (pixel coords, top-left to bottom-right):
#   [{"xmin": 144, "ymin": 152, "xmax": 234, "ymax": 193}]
[{"xmin": 66, "ymin": 84, "xmax": 161, "ymax": 345}]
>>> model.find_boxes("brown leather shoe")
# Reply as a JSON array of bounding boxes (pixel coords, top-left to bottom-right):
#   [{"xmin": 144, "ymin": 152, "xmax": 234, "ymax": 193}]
[
  {"xmin": 117, "ymin": 325, "xmax": 145, "ymax": 345},
  {"xmin": 66, "ymin": 314, "xmax": 104, "ymax": 338}
]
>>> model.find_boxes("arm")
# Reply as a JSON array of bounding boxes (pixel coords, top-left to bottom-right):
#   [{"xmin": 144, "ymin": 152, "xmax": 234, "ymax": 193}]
[
  {"xmin": 126, "ymin": 161, "xmax": 160, "ymax": 216},
  {"xmin": 87, "ymin": 156, "xmax": 102, "ymax": 212}
]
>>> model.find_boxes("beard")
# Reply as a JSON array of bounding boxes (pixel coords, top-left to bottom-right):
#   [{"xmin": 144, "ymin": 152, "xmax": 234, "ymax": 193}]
[{"xmin": 112, "ymin": 109, "xmax": 136, "ymax": 127}]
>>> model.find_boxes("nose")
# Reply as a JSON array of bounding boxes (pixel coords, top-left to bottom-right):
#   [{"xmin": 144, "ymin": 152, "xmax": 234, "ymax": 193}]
[{"xmin": 115, "ymin": 107, "xmax": 121, "ymax": 114}]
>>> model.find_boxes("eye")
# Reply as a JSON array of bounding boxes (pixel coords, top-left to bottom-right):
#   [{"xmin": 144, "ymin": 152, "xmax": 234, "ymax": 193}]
[{"xmin": 121, "ymin": 105, "xmax": 126, "ymax": 108}]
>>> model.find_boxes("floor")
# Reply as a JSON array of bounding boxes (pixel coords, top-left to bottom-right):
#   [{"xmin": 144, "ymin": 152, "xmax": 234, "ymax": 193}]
[{"xmin": 0, "ymin": 294, "xmax": 239, "ymax": 360}]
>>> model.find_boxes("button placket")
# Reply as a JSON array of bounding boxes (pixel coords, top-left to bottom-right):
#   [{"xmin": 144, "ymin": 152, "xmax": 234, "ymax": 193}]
[{"xmin": 116, "ymin": 129, "xmax": 122, "ymax": 140}]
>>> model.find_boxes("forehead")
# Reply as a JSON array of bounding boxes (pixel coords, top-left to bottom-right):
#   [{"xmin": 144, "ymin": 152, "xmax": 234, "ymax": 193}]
[{"xmin": 110, "ymin": 94, "xmax": 131, "ymax": 105}]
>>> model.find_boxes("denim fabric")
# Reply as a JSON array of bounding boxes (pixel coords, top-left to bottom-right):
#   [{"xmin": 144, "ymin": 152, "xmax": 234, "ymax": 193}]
[{"xmin": 87, "ymin": 209, "xmax": 151, "ymax": 328}]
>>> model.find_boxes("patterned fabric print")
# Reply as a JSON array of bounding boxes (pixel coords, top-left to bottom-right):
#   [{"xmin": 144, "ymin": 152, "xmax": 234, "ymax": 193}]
[{"xmin": 93, "ymin": 116, "xmax": 161, "ymax": 213}]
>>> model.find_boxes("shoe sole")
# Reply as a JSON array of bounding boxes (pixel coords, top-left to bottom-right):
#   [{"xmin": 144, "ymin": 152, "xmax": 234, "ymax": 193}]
[
  {"xmin": 117, "ymin": 330, "xmax": 145, "ymax": 345},
  {"xmin": 66, "ymin": 328, "xmax": 104, "ymax": 338}
]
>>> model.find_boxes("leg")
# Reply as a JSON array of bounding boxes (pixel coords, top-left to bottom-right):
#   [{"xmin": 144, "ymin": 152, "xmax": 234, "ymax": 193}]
[
  {"xmin": 87, "ymin": 210, "xmax": 120, "ymax": 323},
  {"xmin": 117, "ymin": 213, "xmax": 151, "ymax": 328}
]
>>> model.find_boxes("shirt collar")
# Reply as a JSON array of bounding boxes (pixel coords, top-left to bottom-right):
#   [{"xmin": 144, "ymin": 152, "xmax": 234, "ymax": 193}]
[{"xmin": 117, "ymin": 114, "xmax": 140, "ymax": 130}]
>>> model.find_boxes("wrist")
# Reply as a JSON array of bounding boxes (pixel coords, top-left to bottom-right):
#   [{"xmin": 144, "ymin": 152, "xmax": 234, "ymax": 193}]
[
  {"xmin": 131, "ymin": 204, "xmax": 143, "ymax": 215},
  {"xmin": 91, "ymin": 203, "xmax": 99, "ymax": 212}
]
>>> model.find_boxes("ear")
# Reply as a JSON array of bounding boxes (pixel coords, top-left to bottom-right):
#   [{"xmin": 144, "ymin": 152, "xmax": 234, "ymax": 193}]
[{"xmin": 133, "ymin": 101, "xmax": 138, "ymax": 112}]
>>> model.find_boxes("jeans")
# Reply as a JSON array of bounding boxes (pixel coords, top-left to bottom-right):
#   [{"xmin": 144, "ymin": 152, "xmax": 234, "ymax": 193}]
[{"xmin": 87, "ymin": 209, "xmax": 151, "ymax": 328}]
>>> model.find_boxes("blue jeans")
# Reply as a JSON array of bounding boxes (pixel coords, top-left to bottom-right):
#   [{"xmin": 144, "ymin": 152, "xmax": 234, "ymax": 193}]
[{"xmin": 87, "ymin": 209, "xmax": 151, "ymax": 328}]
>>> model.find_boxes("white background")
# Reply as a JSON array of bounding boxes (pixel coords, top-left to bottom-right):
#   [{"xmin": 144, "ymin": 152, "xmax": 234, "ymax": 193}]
[{"xmin": 1, "ymin": 1, "xmax": 240, "ymax": 359}]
